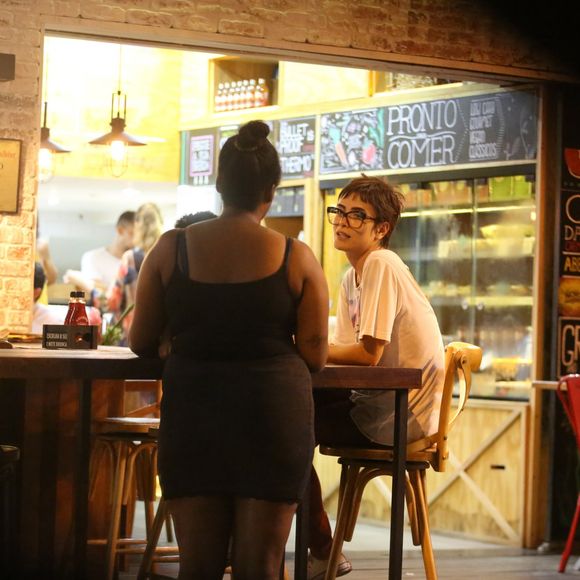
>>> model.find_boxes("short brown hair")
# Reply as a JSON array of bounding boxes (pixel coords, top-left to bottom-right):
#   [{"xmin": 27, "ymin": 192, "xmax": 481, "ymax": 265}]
[{"xmin": 338, "ymin": 174, "xmax": 404, "ymax": 248}]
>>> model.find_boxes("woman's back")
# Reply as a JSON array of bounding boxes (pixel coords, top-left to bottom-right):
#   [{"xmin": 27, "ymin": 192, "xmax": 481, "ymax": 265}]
[
  {"xmin": 166, "ymin": 223, "xmax": 298, "ymax": 361},
  {"xmin": 179, "ymin": 217, "xmax": 289, "ymax": 284}
]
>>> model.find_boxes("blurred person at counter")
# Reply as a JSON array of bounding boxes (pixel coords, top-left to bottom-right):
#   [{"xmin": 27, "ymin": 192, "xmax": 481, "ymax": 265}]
[
  {"xmin": 32, "ymin": 262, "xmax": 101, "ymax": 334},
  {"xmin": 174, "ymin": 210, "xmax": 217, "ymax": 229},
  {"xmin": 129, "ymin": 120, "xmax": 329, "ymax": 579},
  {"xmin": 106, "ymin": 203, "xmax": 163, "ymax": 345},
  {"xmin": 35, "ymin": 223, "xmax": 58, "ymax": 305},
  {"xmin": 32, "ymin": 262, "xmax": 62, "ymax": 332},
  {"xmin": 307, "ymin": 175, "xmax": 445, "ymax": 579},
  {"xmin": 64, "ymin": 210, "xmax": 135, "ymax": 298}
]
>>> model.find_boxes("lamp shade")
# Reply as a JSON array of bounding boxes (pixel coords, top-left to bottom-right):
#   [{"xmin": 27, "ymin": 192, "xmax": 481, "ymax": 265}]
[
  {"xmin": 89, "ymin": 115, "xmax": 146, "ymax": 146},
  {"xmin": 40, "ymin": 126, "xmax": 70, "ymax": 153},
  {"xmin": 40, "ymin": 101, "xmax": 70, "ymax": 153}
]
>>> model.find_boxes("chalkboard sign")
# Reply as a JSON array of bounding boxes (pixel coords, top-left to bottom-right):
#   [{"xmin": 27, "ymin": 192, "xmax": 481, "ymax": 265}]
[
  {"xmin": 320, "ymin": 108, "xmax": 384, "ymax": 174},
  {"xmin": 189, "ymin": 133, "xmax": 215, "ymax": 186},
  {"xmin": 557, "ymin": 89, "xmax": 580, "ymax": 377},
  {"xmin": 382, "ymin": 90, "xmax": 538, "ymax": 170},
  {"xmin": 275, "ymin": 117, "xmax": 315, "ymax": 178}
]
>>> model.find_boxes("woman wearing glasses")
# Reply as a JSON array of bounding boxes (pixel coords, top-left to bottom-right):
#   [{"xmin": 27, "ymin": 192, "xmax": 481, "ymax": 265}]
[
  {"xmin": 130, "ymin": 120, "xmax": 329, "ymax": 579},
  {"xmin": 307, "ymin": 175, "xmax": 445, "ymax": 579}
]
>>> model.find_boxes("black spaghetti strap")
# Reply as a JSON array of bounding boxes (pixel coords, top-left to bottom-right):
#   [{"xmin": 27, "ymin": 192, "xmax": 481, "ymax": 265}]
[
  {"xmin": 176, "ymin": 229, "xmax": 189, "ymax": 276},
  {"xmin": 282, "ymin": 237, "xmax": 293, "ymax": 271}
]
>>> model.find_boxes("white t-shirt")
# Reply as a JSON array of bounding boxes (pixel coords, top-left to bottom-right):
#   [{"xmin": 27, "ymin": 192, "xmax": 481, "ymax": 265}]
[
  {"xmin": 333, "ymin": 249, "xmax": 445, "ymax": 445},
  {"xmin": 32, "ymin": 304, "xmax": 66, "ymax": 334},
  {"xmin": 81, "ymin": 247, "xmax": 121, "ymax": 290}
]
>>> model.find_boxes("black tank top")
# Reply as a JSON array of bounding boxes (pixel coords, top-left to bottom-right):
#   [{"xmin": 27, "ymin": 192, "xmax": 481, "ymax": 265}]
[{"xmin": 165, "ymin": 230, "xmax": 298, "ymax": 360}]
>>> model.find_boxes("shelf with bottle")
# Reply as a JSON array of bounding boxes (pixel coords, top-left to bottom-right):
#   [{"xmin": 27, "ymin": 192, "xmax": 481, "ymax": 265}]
[
  {"xmin": 211, "ymin": 56, "xmax": 277, "ymax": 114},
  {"xmin": 214, "ymin": 77, "xmax": 271, "ymax": 113}
]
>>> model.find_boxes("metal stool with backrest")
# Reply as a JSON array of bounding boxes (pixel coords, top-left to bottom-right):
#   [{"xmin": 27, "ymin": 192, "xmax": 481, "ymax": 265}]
[
  {"xmin": 556, "ymin": 374, "xmax": 580, "ymax": 573},
  {"xmin": 319, "ymin": 341, "xmax": 482, "ymax": 580}
]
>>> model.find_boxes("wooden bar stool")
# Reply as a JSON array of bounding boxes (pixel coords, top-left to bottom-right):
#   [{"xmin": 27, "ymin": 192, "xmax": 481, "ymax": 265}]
[
  {"xmin": 136, "ymin": 427, "xmax": 179, "ymax": 580},
  {"xmin": 89, "ymin": 380, "xmax": 174, "ymax": 580},
  {"xmin": 89, "ymin": 418, "xmax": 160, "ymax": 580}
]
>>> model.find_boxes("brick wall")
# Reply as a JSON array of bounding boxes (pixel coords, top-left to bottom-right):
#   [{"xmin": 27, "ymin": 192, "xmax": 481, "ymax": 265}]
[{"xmin": 0, "ymin": 0, "xmax": 574, "ymax": 332}]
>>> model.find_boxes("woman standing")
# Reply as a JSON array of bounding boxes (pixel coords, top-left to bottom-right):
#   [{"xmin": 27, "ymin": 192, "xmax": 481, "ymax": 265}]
[
  {"xmin": 107, "ymin": 202, "xmax": 164, "ymax": 343},
  {"xmin": 130, "ymin": 120, "xmax": 329, "ymax": 579}
]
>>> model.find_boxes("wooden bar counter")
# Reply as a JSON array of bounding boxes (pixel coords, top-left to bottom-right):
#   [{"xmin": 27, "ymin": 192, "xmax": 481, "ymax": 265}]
[{"xmin": 0, "ymin": 344, "xmax": 421, "ymax": 580}]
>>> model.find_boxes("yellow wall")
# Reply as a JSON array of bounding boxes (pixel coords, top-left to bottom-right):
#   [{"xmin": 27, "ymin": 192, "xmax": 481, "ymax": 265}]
[
  {"xmin": 178, "ymin": 50, "xmax": 223, "ymax": 126},
  {"xmin": 279, "ymin": 61, "xmax": 369, "ymax": 107},
  {"xmin": 43, "ymin": 37, "xmax": 182, "ymax": 183}
]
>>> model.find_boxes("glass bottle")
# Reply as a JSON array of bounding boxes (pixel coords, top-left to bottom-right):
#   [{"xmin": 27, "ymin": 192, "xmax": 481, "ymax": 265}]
[
  {"xmin": 241, "ymin": 79, "xmax": 250, "ymax": 109},
  {"xmin": 215, "ymin": 82, "xmax": 224, "ymax": 112},
  {"xmin": 256, "ymin": 78, "xmax": 269, "ymax": 107},
  {"xmin": 64, "ymin": 291, "xmax": 89, "ymax": 325},
  {"xmin": 248, "ymin": 79, "xmax": 257, "ymax": 108},
  {"xmin": 232, "ymin": 81, "xmax": 241, "ymax": 110},
  {"xmin": 223, "ymin": 82, "xmax": 232, "ymax": 111}
]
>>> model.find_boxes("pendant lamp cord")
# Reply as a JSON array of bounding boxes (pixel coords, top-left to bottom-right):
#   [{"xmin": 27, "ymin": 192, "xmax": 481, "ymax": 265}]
[{"xmin": 115, "ymin": 44, "xmax": 124, "ymax": 118}]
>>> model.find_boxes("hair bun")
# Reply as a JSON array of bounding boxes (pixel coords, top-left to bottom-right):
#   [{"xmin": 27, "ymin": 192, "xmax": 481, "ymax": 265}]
[{"xmin": 237, "ymin": 120, "xmax": 270, "ymax": 149}]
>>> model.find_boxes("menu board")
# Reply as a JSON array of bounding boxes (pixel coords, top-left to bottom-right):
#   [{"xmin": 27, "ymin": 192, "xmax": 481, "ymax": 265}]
[
  {"xmin": 318, "ymin": 90, "xmax": 538, "ymax": 175},
  {"xmin": 320, "ymin": 108, "xmax": 384, "ymax": 174},
  {"xmin": 557, "ymin": 89, "xmax": 580, "ymax": 377},
  {"xmin": 189, "ymin": 133, "xmax": 215, "ymax": 186},
  {"xmin": 383, "ymin": 90, "xmax": 537, "ymax": 170},
  {"xmin": 275, "ymin": 117, "xmax": 315, "ymax": 178}
]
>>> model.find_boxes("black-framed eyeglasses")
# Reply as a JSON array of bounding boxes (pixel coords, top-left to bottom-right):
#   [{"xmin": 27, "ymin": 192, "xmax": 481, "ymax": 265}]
[{"xmin": 326, "ymin": 206, "xmax": 378, "ymax": 229}]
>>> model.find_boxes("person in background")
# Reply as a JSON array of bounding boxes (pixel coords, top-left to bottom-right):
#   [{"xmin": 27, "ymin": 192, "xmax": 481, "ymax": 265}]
[
  {"xmin": 307, "ymin": 175, "xmax": 445, "ymax": 580},
  {"xmin": 106, "ymin": 203, "xmax": 163, "ymax": 344},
  {"xmin": 32, "ymin": 262, "xmax": 62, "ymax": 332},
  {"xmin": 35, "ymin": 223, "xmax": 58, "ymax": 305},
  {"xmin": 174, "ymin": 210, "xmax": 217, "ymax": 229},
  {"xmin": 32, "ymin": 262, "xmax": 102, "ymax": 334},
  {"xmin": 129, "ymin": 120, "xmax": 329, "ymax": 579},
  {"xmin": 64, "ymin": 210, "xmax": 135, "ymax": 297}
]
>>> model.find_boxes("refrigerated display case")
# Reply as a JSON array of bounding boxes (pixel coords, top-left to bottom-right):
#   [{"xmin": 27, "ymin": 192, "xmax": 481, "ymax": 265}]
[{"xmin": 390, "ymin": 174, "xmax": 536, "ymax": 401}]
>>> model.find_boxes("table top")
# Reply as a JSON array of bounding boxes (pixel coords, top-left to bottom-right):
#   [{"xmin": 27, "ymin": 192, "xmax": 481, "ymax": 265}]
[
  {"xmin": 0, "ymin": 344, "xmax": 422, "ymax": 389},
  {"xmin": 532, "ymin": 380, "xmax": 559, "ymax": 391}
]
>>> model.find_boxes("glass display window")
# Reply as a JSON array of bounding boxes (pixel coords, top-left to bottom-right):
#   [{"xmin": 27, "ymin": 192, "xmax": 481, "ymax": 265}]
[{"xmin": 389, "ymin": 174, "xmax": 536, "ymax": 400}]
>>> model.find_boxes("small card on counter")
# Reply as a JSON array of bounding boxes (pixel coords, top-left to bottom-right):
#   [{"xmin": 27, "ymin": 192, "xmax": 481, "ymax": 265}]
[{"xmin": 42, "ymin": 325, "xmax": 99, "ymax": 350}]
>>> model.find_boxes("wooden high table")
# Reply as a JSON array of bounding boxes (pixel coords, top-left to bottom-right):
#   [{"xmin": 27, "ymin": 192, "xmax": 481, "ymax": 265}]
[{"xmin": 0, "ymin": 345, "xmax": 421, "ymax": 580}]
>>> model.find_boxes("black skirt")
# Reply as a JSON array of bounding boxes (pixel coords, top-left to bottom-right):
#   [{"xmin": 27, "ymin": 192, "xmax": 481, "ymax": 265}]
[{"xmin": 158, "ymin": 353, "xmax": 314, "ymax": 503}]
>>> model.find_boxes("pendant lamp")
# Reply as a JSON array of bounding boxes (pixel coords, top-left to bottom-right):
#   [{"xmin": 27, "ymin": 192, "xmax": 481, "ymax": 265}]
[
  {"xmin": 39, "ymin": 101, "xmax": 70, "ymax": 183},
  {"xmin": 90, "ymin": 89, "xmax": 146, "ymax": 177}
]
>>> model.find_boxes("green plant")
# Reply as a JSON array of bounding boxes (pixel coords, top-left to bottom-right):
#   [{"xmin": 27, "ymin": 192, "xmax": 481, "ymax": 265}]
[{"xmin": 101, "ymin": 303, "xmax": 134, "ymax": 346}]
